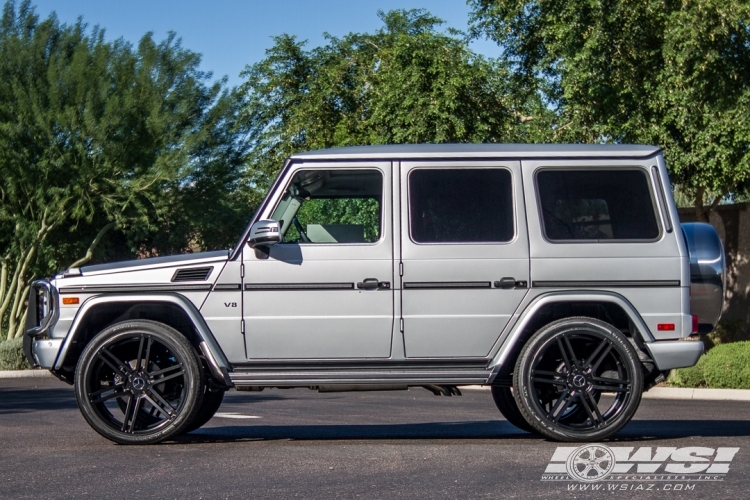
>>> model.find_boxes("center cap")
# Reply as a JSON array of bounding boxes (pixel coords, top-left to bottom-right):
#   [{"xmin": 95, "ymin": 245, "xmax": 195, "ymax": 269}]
[
  {"xmin": 131, "ymin": 377, "xmax": 146, "ymax": 391},
  {"xmin": 572, "ymin": 374, "xmax": 587, "ymax": 388}
]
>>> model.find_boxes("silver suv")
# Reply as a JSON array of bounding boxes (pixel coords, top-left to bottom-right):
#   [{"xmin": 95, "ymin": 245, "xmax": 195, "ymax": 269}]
[{"xmin": 24, "ymin": 144, "xmax": 725, "ymax": 444}]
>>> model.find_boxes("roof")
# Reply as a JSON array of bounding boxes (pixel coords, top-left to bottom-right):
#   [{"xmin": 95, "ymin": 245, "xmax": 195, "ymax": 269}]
[{"xmin": 290, "ymin": 143, "xmax": 661, "ymax": 161}]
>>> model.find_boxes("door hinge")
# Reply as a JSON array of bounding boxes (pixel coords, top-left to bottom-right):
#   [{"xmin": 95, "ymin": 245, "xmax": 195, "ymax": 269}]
[
  {"xmin": 241, "ymin": 319, "xmax": 245, "ymax": 335},
  {"xmin": 399, "ymin": 262, "xmax": 403, "ymax": 277},
  {"xmin": 240, "ymin": 263, "xmax": 245, "ymax": 279},
  {"xmin": 400, "ymin": 318, "xmax": 404, "ymax": 332}
]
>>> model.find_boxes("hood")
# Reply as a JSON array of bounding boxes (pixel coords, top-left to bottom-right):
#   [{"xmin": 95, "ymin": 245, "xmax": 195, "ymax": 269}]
[{"xmin": 77, "ymin": 250, "xmax": 231, "ymax": 276}]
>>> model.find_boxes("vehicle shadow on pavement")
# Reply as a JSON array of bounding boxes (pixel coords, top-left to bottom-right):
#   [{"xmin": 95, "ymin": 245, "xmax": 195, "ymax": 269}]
[
  {"xmin": 174, "ymin": 421, "xmax": 541, "ymax": 443},
  {"xmin": 172, "ymin": 419, "xmax": 750, "ymax": 444},
  {"xmin": 614, "ymin": 420, "xmax": 750, "ymax": 441},
  {"xmin": 0, "ymin": 386, "xmax": 78, "ymax": 414}
]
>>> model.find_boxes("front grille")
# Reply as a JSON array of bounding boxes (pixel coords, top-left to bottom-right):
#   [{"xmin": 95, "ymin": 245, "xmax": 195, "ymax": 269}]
[{"xmin": 171, "ymin": 267, "xmax": 213, "ymax": 282}]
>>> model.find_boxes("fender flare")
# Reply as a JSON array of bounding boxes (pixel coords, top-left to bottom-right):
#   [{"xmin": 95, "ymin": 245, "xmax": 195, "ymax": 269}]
[
  {"xmin": 54, "ymin": 293, "xmax": 232, "ymax": 386},
  {"xmin": 487, "ymin": 290, "xmax": 655, "ymax": 377}
]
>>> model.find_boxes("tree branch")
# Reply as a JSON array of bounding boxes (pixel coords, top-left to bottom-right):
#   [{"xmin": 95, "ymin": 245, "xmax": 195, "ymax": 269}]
[{"xmin": 67, "ymin": 222, "xmax": 115, "ymax": 269}]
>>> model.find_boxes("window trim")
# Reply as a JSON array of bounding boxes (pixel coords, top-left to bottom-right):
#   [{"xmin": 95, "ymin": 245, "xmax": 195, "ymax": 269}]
[
  {"xmin": 406, "ymin": 166, "xmax": 517, "ymax": 246},
  {"xmin": 534, "ymin": 166, "xmax": 663, "ymax": 244},
  {"xmin": 266, "ymin": 166, "xmax": 387, "ymax": 246}
]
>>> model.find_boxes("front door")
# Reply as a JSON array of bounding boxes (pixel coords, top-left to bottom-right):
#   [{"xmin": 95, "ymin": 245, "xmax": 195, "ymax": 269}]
[
  {"xmin": 399, "ymin": 162, "xmax": 530, "ymax": 358},
  {"xmin": 242, "ymin": 162, "xmax": 394, "ymax": 359}
]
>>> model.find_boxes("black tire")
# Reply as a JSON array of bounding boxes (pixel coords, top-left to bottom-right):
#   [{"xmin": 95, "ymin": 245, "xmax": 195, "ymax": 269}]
[
  {"xmin": 513, "ymin": 317, "xmax": 643, "ymax": 442},
  {"xmin": 74, "ymin": 320, "xmax": 205, "ymax": 444},
  {"xmin": 490, "ymin": 386, "xmax": 535, "ymax": 433},
  {"xmin": 181, "ymin": 388, "xmax": 225, "ymax": 434}
]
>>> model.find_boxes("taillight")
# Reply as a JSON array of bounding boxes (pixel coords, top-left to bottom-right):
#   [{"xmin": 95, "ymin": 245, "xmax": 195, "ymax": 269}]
[{"xmin": 692, "ymin": 315, "xmax": 699, "ymax": 334}]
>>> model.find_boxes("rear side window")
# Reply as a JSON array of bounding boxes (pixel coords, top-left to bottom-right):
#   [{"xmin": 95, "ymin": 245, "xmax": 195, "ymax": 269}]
[
  {"xmin": 409, "ymin": 169, "xmax": 514, "ymax": 243},
  {"xmin": 537, "ymin": 169, "xmax": 660, "ymax": 242}
]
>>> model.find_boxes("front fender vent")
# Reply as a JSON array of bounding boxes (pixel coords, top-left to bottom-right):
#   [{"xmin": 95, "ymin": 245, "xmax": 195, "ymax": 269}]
[{"xmin": 171, "ymin": 267, "xmax": 213, "ymax": 282}]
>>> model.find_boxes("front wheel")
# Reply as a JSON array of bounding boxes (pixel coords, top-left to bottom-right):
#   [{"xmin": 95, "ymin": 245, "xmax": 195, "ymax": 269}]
[
  {"xmin": 181, "ymin": 388, "xmax": 225, "ymax": 434},
  {"xmin": 513, "ymin": 317, "xmax": 643, "ymax": 441},
  {"xmin": 74, "ymin": 320, "xmax": 205, "ymax": 444}
]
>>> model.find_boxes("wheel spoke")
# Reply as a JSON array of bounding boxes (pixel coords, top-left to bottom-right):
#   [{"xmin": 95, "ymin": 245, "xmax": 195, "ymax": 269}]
[
  {"xmin": 548, "ymin": 389, "xmax": 573, "ymax": 422},
  {"xmin": 144, "ymin": 388, "xmax": 176, "ymax": 417},
  {"xmin": 148, "ymin": 363, "xmax": 183, "ymax": 378},
  {"xmin": 151, "ymin": 369, "xmax": 185, "ymax": 385},
  {"xmin": 135, "ymin": 335, "xmax": 145, "ymax": 370},
  {"xmin": 578, "ymin": 391, "xmax": 603, "ymax": 426},
  {"xmin": 592, "ymin": 375, "xmax": 630, "ymax": 385},
  {"xmin": 584, "ymin": 339, "xmax": 609, "ymax": 368},
  {"xmin": 126, "ymin": 396, "xmax": 143, "ymax": 434},
  {"xmin": 143, "ymin": 336, "xmax": 152, "ymax": 369},
  {"xmin": 590, "ymin": 343, "xmax": 613, "ymax": 372},
  {"xmin": 556, "ymin": 338, "xmax": 573, "ymax": 370},
  {"xmin": 532, "ymin": 377, "xmax": 567, "ymax": 386},
  {"xmin": 96, "ymin": 351, "xmax": 129, "ymax": 378},
  {"xmin": 562, "ymin": 335, "xmax": 579, "ymax": 367},
  {"xmin": 102, "ymin": 348, "xmax": 134, "ymax": 375},
  {"xmin": 592, "ymin": 384, "xmax": 630, "ymax": 393},
  {"xmin": 88, "ymin": 385, "xmax": 126, "ymax": 404},
  {"xmin": 592, "ymin": 374, "xmax": 631, "ymax": 392},
  {"xmin": 121, "ymin": 394, "xmax": 136, "ymax": 432}
]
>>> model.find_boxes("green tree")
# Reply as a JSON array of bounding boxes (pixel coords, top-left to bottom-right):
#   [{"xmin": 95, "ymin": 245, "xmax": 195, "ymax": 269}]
[
  {"xmin": 0, "ymin": 1, "xmax": 248, "ymax": 339},
  {"xmin": 470, "ymin": 0, "xmax": 750, "ymax": 220},
  {"xmin": 237, "ymin": 9, "xmax": 547, "ymax": 190}
]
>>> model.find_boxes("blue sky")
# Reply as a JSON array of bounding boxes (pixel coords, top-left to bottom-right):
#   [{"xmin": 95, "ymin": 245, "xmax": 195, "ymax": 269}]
[{"xmin": 29, "ymin": 1, "xmax": 501, "ymax": 89}]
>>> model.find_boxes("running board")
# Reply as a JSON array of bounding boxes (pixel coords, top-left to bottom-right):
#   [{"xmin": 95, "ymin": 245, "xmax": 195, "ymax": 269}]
[{"xmin": 229, "ymin": 368, "xmax": 491, "ymax": 387}]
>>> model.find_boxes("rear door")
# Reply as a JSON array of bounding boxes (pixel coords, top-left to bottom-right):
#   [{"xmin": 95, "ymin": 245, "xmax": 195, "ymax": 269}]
[{"xmin": 399, "ymin": 161, "xmax": 530, "ymax": 358}]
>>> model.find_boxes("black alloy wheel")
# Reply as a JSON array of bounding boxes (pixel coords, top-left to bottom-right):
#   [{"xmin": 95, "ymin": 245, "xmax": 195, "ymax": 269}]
[
  {"xmin": 74, "ymin": 320, "xmax": 205, "ymax": 444},
  {"xmin": 513, "ymin": 317, "xmax": 643, "ymax": 441},
  {"xmin": 181, "ymin": 387, "xmax": 225, "ymax": 434},
  {"xmin": 490, "ymin": 386, "xmax": 535, "ymax": 433}
]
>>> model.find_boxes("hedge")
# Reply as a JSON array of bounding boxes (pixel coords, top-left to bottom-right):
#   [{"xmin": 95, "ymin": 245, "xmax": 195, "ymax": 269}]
[
  {"xmin": 670, "ymin": 341, "xmax": 750, "ymax": 389},
  {"xmin": 0, "ymin": 337, "xmax": 31, "ymax": 371}
]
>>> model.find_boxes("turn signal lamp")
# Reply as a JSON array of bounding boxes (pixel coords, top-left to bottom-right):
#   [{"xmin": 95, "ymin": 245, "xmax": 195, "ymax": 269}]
[{"xmin": 62, "ymin": 297, "xmax": 79, "ymax": 305}]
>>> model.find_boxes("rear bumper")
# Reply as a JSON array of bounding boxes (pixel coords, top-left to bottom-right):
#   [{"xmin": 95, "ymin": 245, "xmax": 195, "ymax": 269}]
[{"xmin": 645, "ymin": 340, "xmax": 704, "ymax": 370}]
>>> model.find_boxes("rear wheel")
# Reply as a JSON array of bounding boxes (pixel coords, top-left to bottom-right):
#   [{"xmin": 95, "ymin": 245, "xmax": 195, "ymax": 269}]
[
  {"xmin": 490, "ymin": 386, "xmax": 535, "ymax": 433},
  {"xmin": 513, "ymin": 317, "xmax": 643, "ymax": 441},
  {"xmin": 74, "ymin": 320, "xmax": 205, "ymax": 444}
]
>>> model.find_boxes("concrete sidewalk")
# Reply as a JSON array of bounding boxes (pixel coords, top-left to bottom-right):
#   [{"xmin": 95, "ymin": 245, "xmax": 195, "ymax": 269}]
[
  {"xmin": 0, "ymin": 369, "xmax": 54, "ymax": 379},
  {"xmin": 3, "ymin": 370, "xmax": 750, "ymax": 401},
  {"xmin": 460, "ymin": 385, "xmax": 750, "ymax": 401}
]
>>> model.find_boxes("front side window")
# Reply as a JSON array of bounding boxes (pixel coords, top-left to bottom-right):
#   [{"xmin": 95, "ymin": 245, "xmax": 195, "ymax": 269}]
[
  {"xmin": 271, "ymin": 169, "xmax": 382, "ymax": 243},
  {"xmin": 409, "ymin": 168, "xmax": 514, "ymax": 243},
  {"xmin": 537, "ymin": 169, "xmax": 660, "ymax": 241}
]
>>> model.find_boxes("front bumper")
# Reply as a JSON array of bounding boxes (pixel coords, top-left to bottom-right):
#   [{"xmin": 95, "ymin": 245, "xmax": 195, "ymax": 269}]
[
  {"xmin": 645, "ymin": 340, "xmax": 704, "ymax": 370},
  {"xmin": 23, "ymin": 280, "xmax": 61, "ymax": 369}
]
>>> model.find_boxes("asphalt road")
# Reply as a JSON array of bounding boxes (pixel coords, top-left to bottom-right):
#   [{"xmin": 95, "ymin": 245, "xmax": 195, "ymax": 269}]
[{"xmin": 2, "ymin": 378, "xmax": 749, "ymax": 499}]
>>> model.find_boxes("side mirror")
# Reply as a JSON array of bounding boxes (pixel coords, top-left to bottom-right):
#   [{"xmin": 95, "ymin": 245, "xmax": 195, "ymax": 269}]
[{"xmin": 247, "ymin": 219, "xmax": 281, "ymax": 248}]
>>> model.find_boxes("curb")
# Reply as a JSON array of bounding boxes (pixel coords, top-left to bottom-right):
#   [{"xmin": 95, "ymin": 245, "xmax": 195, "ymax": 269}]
[
  {"xmin": 0, "ymin": 370, "xmax": 54, "ymax": 379},
  {"xmin": 461, "ymin": 385, "xmax": 750, "ymax": 402}
]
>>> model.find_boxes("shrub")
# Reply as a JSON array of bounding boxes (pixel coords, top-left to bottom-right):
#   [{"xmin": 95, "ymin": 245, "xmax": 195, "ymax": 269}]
[
  {"xmin": 0, "ymin": 337, "xmax": 31, "ymax": 370},
  {"xmin": 669, "ymin": 341, "xmax": 750, "ymax": 389}
]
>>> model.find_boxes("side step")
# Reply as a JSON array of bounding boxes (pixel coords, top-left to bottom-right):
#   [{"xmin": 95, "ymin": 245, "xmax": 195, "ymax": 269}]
[{"xmin": 228, "ymin": 367, "xmax": 491, "ymax": 387}]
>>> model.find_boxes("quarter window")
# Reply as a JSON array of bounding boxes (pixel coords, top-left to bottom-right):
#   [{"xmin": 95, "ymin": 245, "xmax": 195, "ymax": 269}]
[
  {"xmin": 409, "ymin": 169, "xmax": 514, "ymax": 243},
  {"xmin": 537, "ymin": 169, "xmax": 660, "ymax": 241}
]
